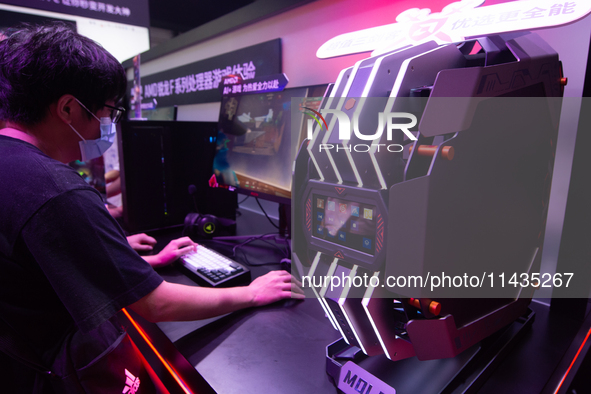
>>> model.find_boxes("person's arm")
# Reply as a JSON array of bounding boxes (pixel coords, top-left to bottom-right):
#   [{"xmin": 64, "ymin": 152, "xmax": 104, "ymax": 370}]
[
  {"xmin": 128, "ymin": 270, "xmax": 303, "ymax": 322},
  {"xmin": 126, "ymin": 233, "xmax": 157, "ymax": 251},
  {"xmin": 127, "ymin": 234, "xmax": 196, "ymax": 268},
  {"xmin": 105, "ymin": 170, "xmax": 121, "ymax": 198},
  {"xmin": 106, "ymin": 204, "xmax": 123, "ymax": 218}
]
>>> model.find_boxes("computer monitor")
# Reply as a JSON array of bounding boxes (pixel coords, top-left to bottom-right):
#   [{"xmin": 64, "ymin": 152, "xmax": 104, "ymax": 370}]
[
  {"xmin": 118, "ymin": 120, "xmax": 236, "ymax": 233},
  {"xmin": 0, "ymin": 9, "xmax": 76, "ymax": 34},
  {"xmin": 211, "ymin": 84, "xmax": 329, "ymax": 206},
  {"xmin": 211, "ymin": 84, "xmax": 328, "ymax": 237}
]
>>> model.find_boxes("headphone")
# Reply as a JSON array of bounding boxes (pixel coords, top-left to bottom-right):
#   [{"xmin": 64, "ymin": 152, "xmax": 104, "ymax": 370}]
[
  {"xmin": 184, "ymin": 184, "xmax": 236, "ymax": 239},
  {"xmin": 183, "ymin": 213, "xmax": 236, "ymax": 240}
]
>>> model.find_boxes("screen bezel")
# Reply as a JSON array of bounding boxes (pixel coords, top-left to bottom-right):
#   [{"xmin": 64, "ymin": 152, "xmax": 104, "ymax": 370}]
[{"xmin": 300, "ymin": 180, "xmax": 388, "ymax": 270}]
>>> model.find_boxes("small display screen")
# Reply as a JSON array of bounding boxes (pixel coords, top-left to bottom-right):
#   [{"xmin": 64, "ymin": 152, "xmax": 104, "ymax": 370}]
[{"xmin": 312, "ymin": 194, "xmax": 377, "ymax": 255}]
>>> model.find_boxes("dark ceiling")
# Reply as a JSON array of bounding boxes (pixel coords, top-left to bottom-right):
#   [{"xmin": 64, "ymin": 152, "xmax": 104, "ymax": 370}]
[{"xmin": 148, "ymin": 0, "xmax": 256, "ymax": 34}]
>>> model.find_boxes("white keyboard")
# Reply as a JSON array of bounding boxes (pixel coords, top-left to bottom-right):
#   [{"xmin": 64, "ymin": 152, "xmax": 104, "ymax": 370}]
[{"xmin": 179, "ymin": 245, "xmax": 250, "ymax": 287}]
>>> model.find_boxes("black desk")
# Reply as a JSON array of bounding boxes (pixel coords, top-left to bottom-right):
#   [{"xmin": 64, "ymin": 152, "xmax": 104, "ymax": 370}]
[
  {"xmin": 124, "ymin": 212, "xmax": 591, "ymax": 394},
  {"xmin": 125, "ymin": 205, "xmax": 342, "ymax": 393},
  {"xmin": 153, "ymin": 241, "xmax": 341, "ymax": 394}
]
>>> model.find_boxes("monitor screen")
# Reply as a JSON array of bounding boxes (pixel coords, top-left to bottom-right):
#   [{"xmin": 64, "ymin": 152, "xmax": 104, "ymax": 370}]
[
  {"xmin": 0, "ymin": 5, "xmax": 149, "ymax": 63},
  {"xmin": 212, "ymin": 84, "xmax": 328, "ymax": 204},
  {"xmin": 0, "ymin": 9, "xmax": 75, "ymax": 35},
  {"xmin": 312, "ymin": 194, "xmax": 377, "ymax": 255}
]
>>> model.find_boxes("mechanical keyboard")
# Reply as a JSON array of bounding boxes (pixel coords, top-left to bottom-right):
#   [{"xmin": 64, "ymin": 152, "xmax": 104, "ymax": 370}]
[{"xmin": 178, "ymin": 245, "xmax": 250, "ymax": 287}]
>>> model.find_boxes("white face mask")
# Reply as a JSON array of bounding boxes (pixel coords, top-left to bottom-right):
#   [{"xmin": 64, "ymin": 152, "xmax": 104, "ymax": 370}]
[{"xmin": 69, "ymin": 99, "xmax": 117, "ymax": 162}]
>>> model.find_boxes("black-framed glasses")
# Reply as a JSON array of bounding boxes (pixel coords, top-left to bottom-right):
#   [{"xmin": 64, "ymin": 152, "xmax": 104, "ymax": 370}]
[{"xmin": 104, "ymin": 103, "xmax": 126, "ymax": 123}]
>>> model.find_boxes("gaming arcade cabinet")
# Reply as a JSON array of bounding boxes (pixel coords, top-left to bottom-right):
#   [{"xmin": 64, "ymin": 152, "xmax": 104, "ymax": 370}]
[{"xmin": 292, "ymin": 32, "xmax": 564, "ymax": 392}]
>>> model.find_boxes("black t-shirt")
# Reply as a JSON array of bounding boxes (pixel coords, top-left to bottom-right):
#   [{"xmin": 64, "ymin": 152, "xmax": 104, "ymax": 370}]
[{"xmin": 0, "ymin": 135, "xmax": 163, "ymax": 391}]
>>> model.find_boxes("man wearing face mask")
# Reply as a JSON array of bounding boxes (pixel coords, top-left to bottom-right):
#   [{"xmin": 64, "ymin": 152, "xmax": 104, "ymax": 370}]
[
  {"xmin": 0, "ymin": 23, "xmax": 303, "ymax": 393},
  {"xmin": 70, "ymin": 97, "xmax": 196, "ymax": 267}
]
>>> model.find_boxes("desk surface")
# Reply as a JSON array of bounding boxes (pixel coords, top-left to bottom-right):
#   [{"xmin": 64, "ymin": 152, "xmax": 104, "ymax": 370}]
[
  {"xmin": 153, "ymin": 239, "xmax": 342, "ymax": 394},
  {"xmin": 140, "ymin": 214, "xmax": 590, "ymax": 394}
]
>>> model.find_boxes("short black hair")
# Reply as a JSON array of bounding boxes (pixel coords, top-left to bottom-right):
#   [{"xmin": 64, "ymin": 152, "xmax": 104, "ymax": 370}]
[{"xmin": 0, "ymin": 22, "xmax": 127, "ymax": 126}]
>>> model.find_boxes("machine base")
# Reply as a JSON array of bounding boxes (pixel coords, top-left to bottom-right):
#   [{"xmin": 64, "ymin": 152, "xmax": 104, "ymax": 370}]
[{"xmin": 326, "ymin": 308, "xmax": 535, "ymax": 394}]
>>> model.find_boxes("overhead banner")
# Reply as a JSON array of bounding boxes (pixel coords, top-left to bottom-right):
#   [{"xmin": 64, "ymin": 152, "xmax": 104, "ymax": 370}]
[
  {"xmin": 3, "ymin": 0, "xmax": 150, "ymax": 27},
  {"xmin": 317, "ymin": 0, "xmax": 591, "ymax": 59},
  {"xmin": 132, "ymin": 39, "xmax": 282, "ymax": 108}
]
